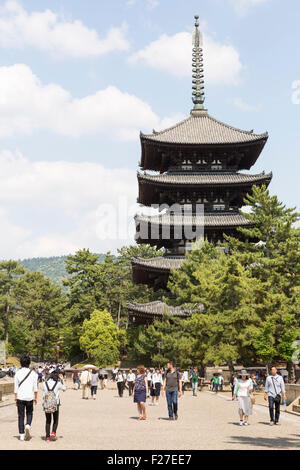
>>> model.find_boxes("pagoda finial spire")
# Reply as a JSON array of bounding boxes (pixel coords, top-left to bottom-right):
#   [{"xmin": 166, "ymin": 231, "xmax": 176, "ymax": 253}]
[{"xmin": 191, "ymin": 15, "xmax": 205, "ymax": 113}]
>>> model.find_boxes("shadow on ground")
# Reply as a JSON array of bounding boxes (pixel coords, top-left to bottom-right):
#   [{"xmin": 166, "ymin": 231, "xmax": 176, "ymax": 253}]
[{"xmin": 227, "ymin": 435, "xmax": 300, "ymax": 449}]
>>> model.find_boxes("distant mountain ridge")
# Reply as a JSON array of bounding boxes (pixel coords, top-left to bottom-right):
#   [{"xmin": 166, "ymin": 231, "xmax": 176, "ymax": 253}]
[{"xmin": 20, "ymin": 254, "xmax": 105, "ymax": 288}]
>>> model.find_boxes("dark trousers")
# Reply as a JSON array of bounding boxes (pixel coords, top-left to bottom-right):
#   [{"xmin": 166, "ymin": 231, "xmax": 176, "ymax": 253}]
[
  {"xmin": 268, "ymin": 396, "xmax": 280, "ymax": 423},
  {"xmin": 17, "ymin": 400, "xmax": 33, "ymax": 434},
  {"xmin": 45, "ymin": 408, "xmax": 59, "ymax": 438},
  {"xmin": 166, "ymin": 391, "xmax": 178, "ymax": 418},
  {"xmin": 117, "ymin": 382, "xmax": 124, "ymax": 397},
  {"xmin": 128, "ymin": 381, "xmax": 134, "ymax": 396},
  {"xmin": 91, "ymin": 385, "xmax": 98, "ymax": 396}
]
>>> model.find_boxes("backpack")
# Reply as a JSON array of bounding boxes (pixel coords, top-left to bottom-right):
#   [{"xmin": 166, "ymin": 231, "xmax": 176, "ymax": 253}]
[{"xmin": 43, "ymin": 380, "xmax": 58, "ymax": 414}]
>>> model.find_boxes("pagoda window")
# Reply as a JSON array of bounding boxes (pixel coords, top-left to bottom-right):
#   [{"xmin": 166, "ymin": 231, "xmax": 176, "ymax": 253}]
[
  {"xmin": 213, "ymin": 204, "xmax": 226, "ymax": 211},
  {"xmin": 182, "ymin": 165, "xmax": 193, "ymax": 170},
  {"xmin": 211, "ymin": 165, "xmax": 222, "ymax": 170}
]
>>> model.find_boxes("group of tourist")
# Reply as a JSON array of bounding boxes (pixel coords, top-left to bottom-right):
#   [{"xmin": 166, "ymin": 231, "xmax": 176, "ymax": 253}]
[
  {"xmin": 230, "ymin": 367, "xmax": 287, "ymax": 426},
  {"xmin": 72, "ymin": 367, "xmax": 108, "ymax": 399},
  {"xmin": 132, "ymin": 362, "xmax": 182, "ymax": 421},
  {"xmin": 13, "ymin": 353, "xmax": 289, "ymax": 443},
  {"xmin": 14, "ymin": 355, "xmax": 67, "ymax": 442}
]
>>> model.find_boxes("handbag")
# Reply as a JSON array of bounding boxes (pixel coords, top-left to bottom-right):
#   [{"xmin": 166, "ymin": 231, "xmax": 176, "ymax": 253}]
[
  {"xmin": 271, "ymin": 377, "xmax": 281, "ymax": 404},
  {"xmin": 251, "ymin": 395, "xmax": 256, "ymax": 405}
]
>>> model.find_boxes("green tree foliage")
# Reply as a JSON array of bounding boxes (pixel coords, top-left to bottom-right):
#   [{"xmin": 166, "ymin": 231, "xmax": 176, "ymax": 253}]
[
  {"xmin": 135, "ymin": 186, "xmax": 300, "ymax": 379},
  {"xmin": 132, "ymin": 313, "xmax": 209, "ymax": 370},
  {"xmin": 79, "ymin": 309, "xmax": 120, "ymax": 367},
  {"xmin": 0, "ymin": 261, "xmax": 25, "ymax": 343},
  {"xmin": 62, "ymin": 245, "xmax": 163, "ymax": 360},
  {"xmin": 14, "ymin": 272, "xmax": 66, "ymax": 360}
]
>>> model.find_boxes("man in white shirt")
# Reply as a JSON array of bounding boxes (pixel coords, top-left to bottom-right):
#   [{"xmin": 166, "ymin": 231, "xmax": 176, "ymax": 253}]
[
  {"xmin": 264, "ymin": 367, "xmax": 287, "ymax": 425},
  {"xmin": 14, "ymin": 355, "xmax": 38, "ymax": 441}
]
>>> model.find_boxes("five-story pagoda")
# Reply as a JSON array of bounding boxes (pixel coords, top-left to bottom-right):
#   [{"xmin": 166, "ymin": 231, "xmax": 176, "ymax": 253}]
[{"xmin": 127, "ymin": 16, "xmax": 272, "ymax": 325}]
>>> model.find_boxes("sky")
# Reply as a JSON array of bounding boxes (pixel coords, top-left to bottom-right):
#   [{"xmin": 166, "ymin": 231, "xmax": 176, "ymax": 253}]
[{"xmin": 0, "ymin": 0, "xmax": 299, "ymax": 259}]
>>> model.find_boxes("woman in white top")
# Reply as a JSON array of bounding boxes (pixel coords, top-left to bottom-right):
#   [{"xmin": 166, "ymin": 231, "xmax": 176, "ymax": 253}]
[
  {"xmin": 116, "ymin": 371, "xmax": 125, "ymax": 397},
  {"xmin": 232, "ymin": 370, "xmax": 253, "ymax": 426},
  {"xmin": 150, "ymin": 368, "xmax": 163, "ymax": 405},
  {"xmin": 127, "ymin": 370, "xmax": 136, "ymax": 397},
  {"xmin": 42, "ymin": 371, "xmax": 67, "ymax": 441}
]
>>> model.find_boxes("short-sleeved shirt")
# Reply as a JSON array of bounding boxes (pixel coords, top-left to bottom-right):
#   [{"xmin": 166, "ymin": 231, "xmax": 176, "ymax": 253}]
[
  {"xmin": 91, "ymin": 373, "xmax": 99, "ymax": 386},
  {"xmin": 165, "ymin": 370, "xmax": 181, "ymax": 392},
  {"xmin": 191, "ymin": 372, "xmax": 199, "ymax": 383}
]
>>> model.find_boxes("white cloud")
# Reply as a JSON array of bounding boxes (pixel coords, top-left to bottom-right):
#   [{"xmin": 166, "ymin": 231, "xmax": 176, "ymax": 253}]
[
  {"xmin": 129, "ymin": 31, "xmax": 242, "ymax": 85},
  {"xmin": 231, "ymin": 0, "xmax": 269, "ymax": 15},
  {"xmin": 0, "ymin": 0, "xmax": 129, "ymax": 58},
  {"xmin": 0, "ymin": 64, "xmax": 179, "ymax": 140},
  {"xmin": 0, "ymin": 150, "xmax": 139, "ymax": 258},
  {"xmin": 233, "ymin": 97, "xmax": 261, "ymax": 112}
]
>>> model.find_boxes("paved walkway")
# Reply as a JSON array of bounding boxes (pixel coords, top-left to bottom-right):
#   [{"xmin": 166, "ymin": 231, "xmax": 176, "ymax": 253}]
[{"xmin": 1, "ymin": 383, "xmax": 300, "ymax": 450}]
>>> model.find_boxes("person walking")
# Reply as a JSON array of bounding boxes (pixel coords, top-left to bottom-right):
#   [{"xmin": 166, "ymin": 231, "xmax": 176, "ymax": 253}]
[
  {"xmin": 146, "ymin": 368, "xmax": 152, "ymax": 392},
  {"xmin": 91, "ymin": 370, "xmax": 99, "ymax": 400},
  {"xmin": 150, "ymin": 368, "xmax": 163, "ymax": 405},
  {"xmin": 72, "ymin": 368, "xmax": 80, "ymax": 390},
  {"xmin": 218, "ymin": 374, "xmax": 224, "ymax": 392},
  {"xmin": 127, "ymin": 369, "xmax": 136, "ymax": 397},
  {"xmin": 42, "ymin": 371, "xmax": 67, "ymax": 442},
  {"xmin": 232, "ymin": 370, "xmax": 253, "ymax": 426},
  {"xmin": 181, "ymin": 370, "xmax": 189, "ymax": 395},
  {"xmin": 80, "ymin": 368, "xmax": 92, "ymax": 400},
  {"xmin": 212, "ymin": 374, "xmax": 219, "ymax": 393},
  {"xmin": 230, "ymin": 373, "xmax": 238, "ymax": 397},
  {"xmin": 116, "ymin": 370, "xmax": 125, "ymax": 397},
  {"xmin": 264, "ymin": 366, "xmax": 287, "ymax": 425},
  {"xmin": 133, "ymin": 365, "xmax": 149, "ymax": 420},
  {"xmin": 112, "ymin": 366, "xmax": 118, "ymax": 382},
  {"xmin": 14, "ymin": 355, "xmax": 38, "ymax": 441},
  {"xmin": 162, "ymin": 362, "xmax": 182, "ymax": 421},
  {"xmin": 190, "ymin": 367, "xmax": 200, "ymax": 397}
]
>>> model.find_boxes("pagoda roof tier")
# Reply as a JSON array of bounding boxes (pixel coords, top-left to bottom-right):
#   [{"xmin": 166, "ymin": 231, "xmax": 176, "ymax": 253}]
[
  {"xmin": 135, "ymin": 212, "xmax": 252, "ymax": 247},
  {"xmin": 137, "ymin": 171, "xmax": 272, "ymax": 206},
  {"xmin": 131, "ymin": 256, "xmax": 185, "ymax": 272},
  {"xmin": 140, "ymin": 111, "xmax": 268, "ymax": 171},
  {"xmin": 131, "ymin": 256, "xmax": 185, "ymax": 290},
  {"xmin": 138, "ymin": 171, "xmax": 272, "ymax": 186},
  {"xmin": 141, "ymin": 111, "xmax": 268, "ymax": 146},
  {"xmin": 135, "ymin": 212, "xmax": 251, "ymax": 229},
  {"xmin": 127, "ymin": 301, "xmax": 200, "ymax": 324}
]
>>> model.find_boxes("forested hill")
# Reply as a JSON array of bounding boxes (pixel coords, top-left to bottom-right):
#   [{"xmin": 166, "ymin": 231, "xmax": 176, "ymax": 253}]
[{"xmin": 20, "ymin": 255, "xmax": 105, "ymax": 288}]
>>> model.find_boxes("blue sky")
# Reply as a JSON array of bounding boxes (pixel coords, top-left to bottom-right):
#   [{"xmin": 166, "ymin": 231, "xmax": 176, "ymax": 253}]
[{"xmin": 0, "ymin": 0, "xmax": 299, "ymax": 259}]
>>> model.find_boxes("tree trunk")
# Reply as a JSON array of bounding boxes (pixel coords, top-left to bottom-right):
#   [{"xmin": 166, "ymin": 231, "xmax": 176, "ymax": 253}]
[
  {"xmin": 5, "ymin": 302, "xmax": 9, "ymax": 343},
  {"xmin": 4, "ymin": 289, "xmax": 11, "ymax": 343},
  {"xmin": 117, "ymin": 300, "xmax": 121, "ymax": 330}
]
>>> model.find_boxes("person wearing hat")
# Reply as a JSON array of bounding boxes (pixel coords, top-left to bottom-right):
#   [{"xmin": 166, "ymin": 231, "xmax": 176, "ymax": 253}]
[{"xmin": 232, "ymin": 369, "xmax": 253, "ymax": 426}]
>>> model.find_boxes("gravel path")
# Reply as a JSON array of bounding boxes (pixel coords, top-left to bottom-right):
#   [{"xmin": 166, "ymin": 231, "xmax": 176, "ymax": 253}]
[{"xmin": 1, "ymin": 383, "xmax": 299, "ymax": 450}]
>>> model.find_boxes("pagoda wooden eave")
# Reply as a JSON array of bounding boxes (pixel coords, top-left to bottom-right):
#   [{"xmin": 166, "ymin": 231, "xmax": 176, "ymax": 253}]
[
  {"xmin": 140, "ymin": 138, "xmax": 268, "ymax": 172},
  {"xmin": 137, "ymin": 171, "xmax": 272, "ymax": 207}
]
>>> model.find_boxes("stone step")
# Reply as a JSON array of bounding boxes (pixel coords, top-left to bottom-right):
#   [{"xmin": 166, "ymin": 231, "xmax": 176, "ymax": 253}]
[{"xmin": 292, "ymin": 404, "xmax": 300, "ymax": 414}]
